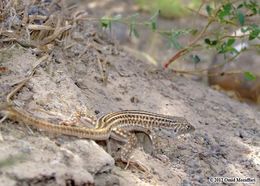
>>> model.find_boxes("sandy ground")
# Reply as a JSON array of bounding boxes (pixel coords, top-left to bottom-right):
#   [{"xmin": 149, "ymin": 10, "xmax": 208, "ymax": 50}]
[
  {"xmin": 0, "ymin": 21, "xmax": 259, "ymax": 185},
  {"xmin": 0, "ymin": 1, "xmax": 259, "ymax": 185}
]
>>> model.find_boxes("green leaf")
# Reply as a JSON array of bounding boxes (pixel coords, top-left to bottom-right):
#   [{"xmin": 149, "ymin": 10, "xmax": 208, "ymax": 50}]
[
  {"xmin": 190, "ymin": 29, "xmax": 198, "ymax": 35},
  {"xmin": 237, "ymin": 3, "xmax": 243, "ymax": 9},
  {"xmin": 129, "ymin": 22, "xmax": 139, "ymax": 38},
  {"xmin": 228, "ymin": 47, "xmax": 238, "ymax": 53},
  {"xmin": 244, "ymin": 71, "xmax": 256, "ymax": 81},
  {"xmin": 191, "ymin": 55, "xmax": 200, "ymax": 64},
  {"xmin": 100, "ymin": 16, "xmax": 111, "ymax": 29},
  {"xmin": 227, "ymin": 38, "xmax": 235, "ymax": 46},
  {"xmin": 149, "ymin": 10, "xmax": 160, "ymax": 31},
  {"xmin": 248, "ymin": 25, "xmax": 260, "ymax": 40},
  {"xmin": 129, "ymin": 13, "xmax": 139, "ymax": 38},
  {"xmin": 237, "ymin": 11, "xmax": 245, "ymax": 26},
  {"xmin": 243, "ymin": 1, "xmax": 258, "ymax": 15},
  {"xmin": 204, "ymin": 38, "xmax": 218, "ymax": 46},
  {"xmin": 249, "ymin": 31, "xmax": 258, "ymax": 40},
  {"xmin": 204, "ymin": 38, "xmax": 211, "ymax": 45},
  {"xmin": 133, "ymin": 27, "xmax": 139, "ymax": 37},
  {"xmin": 211, "ymin": 40, "xmax": 218, "ymax": 45},
  {"xmin": 206, "ymin": 5, "xmax": 212, "ymax": 16},
  {"xmin": 151, "ymin": 21, "xmax": 157, "ymax": 31},
  {"xmin": 162, "ymin": 29, "xmax": 192, "ymax": 49},
  {"xmin": 218, "ymin": 3, "xmax": 233, "ymax": 21},
  {"xmin": 170, "ymin": 32, "xmax": 182, "ymax": 49},
  {"xmin": 223, "ymin": 3, "xmax": 232, "ymax": 13},
  {"xmin": 218, "ymin": 38, "xmax": 238, "ymax": 54}
]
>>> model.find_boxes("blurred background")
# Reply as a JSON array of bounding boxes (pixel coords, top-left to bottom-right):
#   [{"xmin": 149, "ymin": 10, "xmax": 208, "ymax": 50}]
[{"xmin": 78, "ymin": 0, "xmax": 259, "ymax": 104}]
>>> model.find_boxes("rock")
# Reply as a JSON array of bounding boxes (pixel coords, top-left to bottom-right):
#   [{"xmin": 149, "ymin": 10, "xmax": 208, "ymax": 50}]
[{"xmin": 62, "ymin": 140, "xmax": 115, "ymax": 174}]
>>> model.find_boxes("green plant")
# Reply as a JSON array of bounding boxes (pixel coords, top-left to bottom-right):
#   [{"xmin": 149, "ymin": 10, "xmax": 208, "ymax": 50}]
[{"xmin": 100, "ymin": 0, "xmax": 259, "ymax": 79}]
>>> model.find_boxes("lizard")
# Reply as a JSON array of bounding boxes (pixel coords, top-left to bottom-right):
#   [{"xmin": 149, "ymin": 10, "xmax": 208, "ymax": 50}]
[{"xmin": 0, "ymin": 74, "xmax": 195, "ymax": 165}]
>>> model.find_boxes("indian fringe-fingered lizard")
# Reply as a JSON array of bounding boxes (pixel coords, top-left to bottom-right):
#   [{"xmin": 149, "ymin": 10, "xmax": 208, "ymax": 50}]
[{"xmin": 0, "ymin": 67, "xmax": 195, "ymax": 166}]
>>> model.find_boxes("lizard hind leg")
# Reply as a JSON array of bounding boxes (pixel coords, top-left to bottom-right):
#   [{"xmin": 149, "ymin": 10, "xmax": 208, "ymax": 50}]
[
  {"xmin": 119, "ymin": 132, "xmax": 150, "ymax": 173},
  {"xmin": 120, "ymin": 132, "xmax": 138, "ymax": 167}
]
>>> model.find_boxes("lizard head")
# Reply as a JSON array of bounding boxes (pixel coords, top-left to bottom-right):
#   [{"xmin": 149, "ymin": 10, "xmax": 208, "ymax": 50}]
[{"xmin": 156, "ymin": 117, "xmax": 195, "ymax": 138}]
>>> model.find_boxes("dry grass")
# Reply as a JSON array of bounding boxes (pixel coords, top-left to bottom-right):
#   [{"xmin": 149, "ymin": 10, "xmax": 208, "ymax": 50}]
[{"xmin": 0, "ymin": 0, "xmax": 87, "ymax": 52}]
